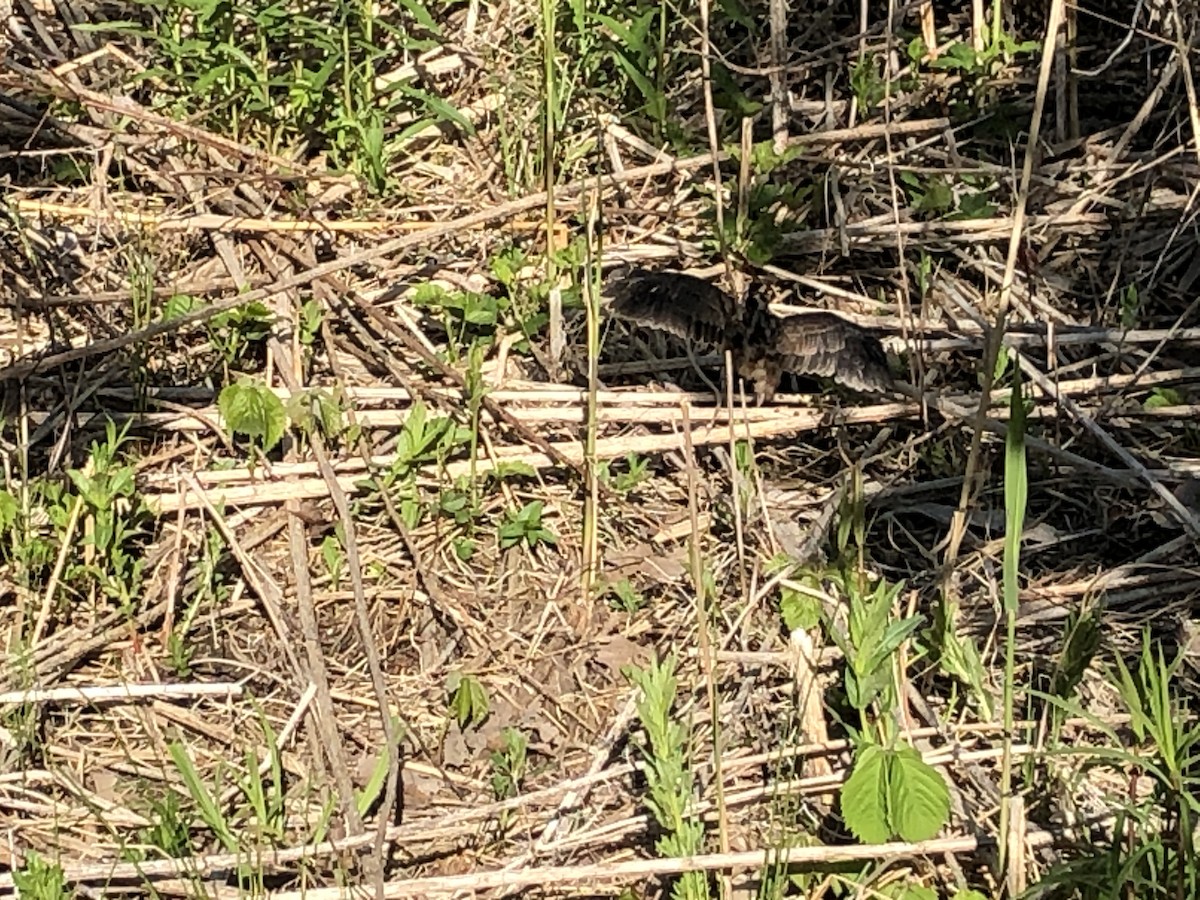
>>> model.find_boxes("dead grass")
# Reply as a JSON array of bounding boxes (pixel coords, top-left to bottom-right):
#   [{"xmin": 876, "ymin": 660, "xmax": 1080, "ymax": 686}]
[{"xmin": 2, "ymin": 0, "xmax": 1200, "ymax": 896}]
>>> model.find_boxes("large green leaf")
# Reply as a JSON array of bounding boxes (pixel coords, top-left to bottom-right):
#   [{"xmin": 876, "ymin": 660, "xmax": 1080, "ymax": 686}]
[
  {"xmin": 842, "ymin": 743, "xmax": 890, "ymax": 843},
  {"xmin": 889, "ymin": 745, "xmax": 951, "ymax": 842}
]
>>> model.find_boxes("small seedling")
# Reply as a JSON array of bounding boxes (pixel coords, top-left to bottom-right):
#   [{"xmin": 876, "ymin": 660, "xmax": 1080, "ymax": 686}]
[
  {"xmin": 1144, "ymin": 387, "xmax": 1184, "ymax": 410},
  {"xmin": 131, "ymin": 792, "xmax": 194, "ymax": 860},
  {"xmin": 498, "ymin": 501, "xmax": 558, "ymax": 550},
  {"xmin": 209, "ymin": 301, "xmax": 274, "ymax": 366},
  {"xmin": 489, "ymin": 727, "xmax": 529, "ymax": 801},
  {"xmin": 12, "ymin": 850, "xmax": 67, "ymax": 900},
  {"xmin": 411, "ymin": 283, "xmax": 507, "ymax": 356},
  {"xmin": 298, "ymin": 297, "xmax": 324, "ymax": 346},
  {"xmin": 392, "ymin": 402, "xmax": 472, "ymax": 477},
  {"xmin": 66, "ymin": 419, "xmax": 149, "ymax": 611},
  {"xmin": 598, "ymin": 452, "xmax": 650, "ymax": 494},
  {"xmin": 592, "ymin": 8, "xmax": 668, "ymax": 136},
  {"xmin": 1120, "ymin": 284, "xmax": 1141, "ymax": 329},
  {"xmin": 607, "ymin": 577, "xmax": 646, "ymax": 613},
  {"xmin": 438, "ymin": 482, "xmax": 479, "ymax": 527},
  {"xmin": 711, "ymin": 145, "xmax": 812, "ymax": 263},
  {"xmin": 286, "ymin": 387, "xmax": 348, "ymax": 445},
  {"xmin": 321, "ymin": 533, "xmax": 345, "ymax": 589},
  {"xmin": 900, "ymin": 171, "xmax": 954, "ymax": 217},
  {"xmin": 850, "ymin": 54, "xmax": 887, "ymax": 111},
  {"xmin": 448, "ymin": 674, "xmax": 489, "ymax": 730},
  {"xmin": 779, "ymin": 580, "xmax": 821, "ymax": 633},
  {"xmin": 219, "ymin": 377, "xmax": 287, "ymax": 457},
  {"xmin": 165, "ymin": 711, "xmax": 287, "ymax": 891}
]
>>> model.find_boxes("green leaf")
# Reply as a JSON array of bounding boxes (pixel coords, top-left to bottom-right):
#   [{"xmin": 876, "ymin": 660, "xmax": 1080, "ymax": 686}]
[
  {"xmin": 389, "ymin": 83, "xmax": 475, "ymax": 135},
  {"xmin": 841, "ymin": 743, "xmax": 891, "ymax": 843},
  {"xmin": 394, "ymin": 0, "xmax": 441, "ymax": 33},
  {"xmin": 531, "ymin": 526, "xmax": 558, "ymax": 546},
  {"xmin": 321, "ymin": 534, "xmax": 343, "ymax": 585},
  {"xmin": 914, "ymin": 177, "xmax": 954, "ymax": 213},
  {"xmin": 951, "ymin": 191, "xmax": 998, "ymax": 220},
  {"xmin": 489, "ymin": 247, "xmax": 525, "ymax": 286},
  {"xmin": 67, "ymin": 469, "xmax": 101, "ymax": 509},
  {"xmin": 1003, "ymin": 359, "xmax": 1027, "ymax": 615},
  {"xmin": 109, "ymin": 466, "xmax": 136, "ymax": 498},
  {"xmin": 929, "ymin": 41, "xmax": 978, "ymax": 71},
  {"xmin": 780, "ymin": 588, "xmax": 820, "ymax": 632},
  {"xmin": 449, "ymin": 674, "xmax": 489, "ymax": 729},
  {"xmin": 990, "ymin": 346, "xmax": 1010, "ymax": 385},
  {"xmin": 218, "ymin": 379, "xmax": 287, "ymax": 453},
  {"xmin": 462, "ymin": 297, "xmax": 499, "ymax": 326},
  {"xmin": 881, "ymin": 886, "xmax": 937, "ymax": 900},
  {"xmin": 12, "ymin": 850, "xmax": 68, "ymax": 900},
  {"xmin": 492, "ymin": 461, "xmax": 537, "ymax": 479},
  {"xmin": 411, "ymin": 283, "xmax": 450, "ymax": 306},
  {"xmin": 211, "ymin": 300, "xmax": 273, "ymax": 339},
  {"xmin": 888, "ymin": 745, "xmax": 951, "ymax": 842},
  {"xmin": 168, "ymin": 741, "xmax": 238, "ymax": 853},
  {"xmin": 0, "ymin": 491, "xmax": 16, "ymax": 531},
  {"xmin": 1144, "ymin": 387, "xmax": 1183, "ymax": 410},
  {"xmin": 907, "ymin": 35, "xmax": 927, "ymax": 65},
  {"xmin": 161, "ymin": 293, "xmax": 201, "ymax": 323}
]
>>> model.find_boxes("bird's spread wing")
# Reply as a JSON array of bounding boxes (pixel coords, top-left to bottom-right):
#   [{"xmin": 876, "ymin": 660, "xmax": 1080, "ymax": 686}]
[
  {"xmin": 604, "ymin": 269, "xmax": 738, "ymax": 346},
  {"xmin": 771, "ymin": 312, "xmax": 894, "ymax": 393}
]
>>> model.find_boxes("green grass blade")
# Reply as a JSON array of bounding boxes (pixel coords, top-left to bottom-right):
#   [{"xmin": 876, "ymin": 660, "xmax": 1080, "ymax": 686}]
[{"xmin": 1003, "ymin": 360, "xmax": 1028, "ymax": 616}]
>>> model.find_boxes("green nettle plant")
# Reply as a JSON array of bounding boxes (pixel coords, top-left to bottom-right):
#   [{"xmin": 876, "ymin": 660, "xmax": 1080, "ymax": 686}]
[
  {"xmin": 836, "ymin": 574, "xmax": 951, "ymax": 846},
  {"xmin": 791, "ymin": 474, "xmax": 951, "ymax": 847}
]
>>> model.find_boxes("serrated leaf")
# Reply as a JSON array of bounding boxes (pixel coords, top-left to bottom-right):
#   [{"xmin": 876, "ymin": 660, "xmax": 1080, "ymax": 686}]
[
  {"xmin": 780, "ymin": 588, "xmax": 820, "ymax": 632},
  {"xmin": 218, "ymin": 380, "xmax": 287, "ymax": 453},
  {"xmin": 161, "ymin": 294, "xmax": 201, "ymax": 323},
  {"xmin": 411, "ymin": 283, "xmax": 449, "ymax": 305},
  {"xmin": 493, "ymin": 461, "xmax": 537, "ymax": 479},
  {"xmin": 841, "ymin": 743, "xmax": 891, "ymax": 843},
  {"xmin": 888, "ymin": 745, "xmax": 950, "ymax": 842},
  {"xmin": 1144, "ymin": 387, "xmax": 1183, "ymax": 410},
  {"xmin": 462, "ymin": 298, "xmax": 498, "ymax": 325}
]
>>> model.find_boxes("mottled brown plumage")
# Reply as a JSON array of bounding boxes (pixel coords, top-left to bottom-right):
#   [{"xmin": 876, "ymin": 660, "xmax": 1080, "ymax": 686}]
[{"xmin": 605, "ymin": 268, "xmax": 894, "ymax": 403}]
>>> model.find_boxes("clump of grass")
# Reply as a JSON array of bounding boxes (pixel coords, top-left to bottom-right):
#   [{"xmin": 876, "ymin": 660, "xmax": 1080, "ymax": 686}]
[{"xmin": 91, "ymin": 0, "xmax": 472, "ymax": 190}]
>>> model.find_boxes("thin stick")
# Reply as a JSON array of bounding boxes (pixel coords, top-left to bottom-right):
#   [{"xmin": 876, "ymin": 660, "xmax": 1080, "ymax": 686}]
[
  {"xmin": 0, "ymin": 682, "xmax": 243, "ymax": 704},
  {"xmin": 581, "ymin": 186, "xmax": 602, "ymax": 598},
  {"xmin": 726, "ymin": 351, "xmax": 748, "ymax": 600},
  {"xmin": 680, "ymin": 401, "xmax": 733, "ymax": 871}
]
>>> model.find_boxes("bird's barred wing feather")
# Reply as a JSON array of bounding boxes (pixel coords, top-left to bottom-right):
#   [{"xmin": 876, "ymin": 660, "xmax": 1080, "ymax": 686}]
[
  {"xmin": 604, "ymin": 269, "xmax": 738, "ymax": 346},
  {"xmin": 772, "ymin": 313, "xmax": 895, "ymax": 394}
]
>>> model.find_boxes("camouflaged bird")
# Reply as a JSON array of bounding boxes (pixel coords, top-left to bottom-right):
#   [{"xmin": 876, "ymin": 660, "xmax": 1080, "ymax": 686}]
[{"xmin": 605, "ymin": 268, "xmax": 894, "ymax": 404}]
